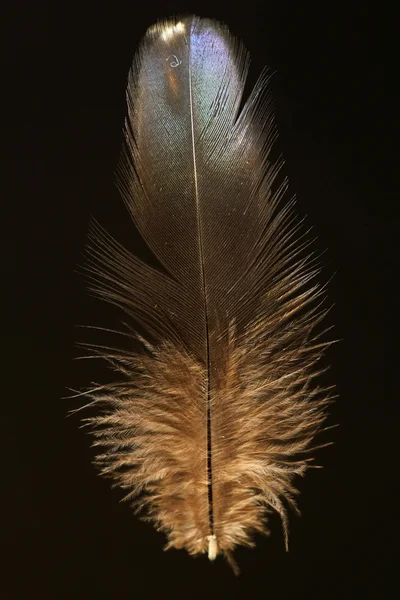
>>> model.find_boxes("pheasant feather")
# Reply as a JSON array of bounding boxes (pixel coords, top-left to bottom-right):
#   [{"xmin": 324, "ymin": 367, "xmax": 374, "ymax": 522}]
[{"xmin": 79, "ymin": 16, "xmax": 332, "ymax": 570}]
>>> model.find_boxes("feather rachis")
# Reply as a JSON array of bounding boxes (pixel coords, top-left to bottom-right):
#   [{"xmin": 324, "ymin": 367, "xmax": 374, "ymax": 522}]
[{"xmin": 79, "ymin": 16, "xmax": 333, "ymax": 568}]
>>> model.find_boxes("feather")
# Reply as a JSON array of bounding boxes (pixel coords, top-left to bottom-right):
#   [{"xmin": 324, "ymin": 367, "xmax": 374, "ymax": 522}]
[{"xmin": 79, "ymin": 16, "xmax": 333, "ymax": 571}]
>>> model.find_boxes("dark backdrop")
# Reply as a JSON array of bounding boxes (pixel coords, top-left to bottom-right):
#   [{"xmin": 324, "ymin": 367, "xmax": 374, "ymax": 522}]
[{"xmin": 3, "ymin": 1, "xmax": 394, "ymax": 598}]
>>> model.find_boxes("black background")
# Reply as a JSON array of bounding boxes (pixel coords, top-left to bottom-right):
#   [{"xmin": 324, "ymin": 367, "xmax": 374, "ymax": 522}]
[{"xmin": 3, "ymin": 1, "xmax": 395, "ymax": 598}]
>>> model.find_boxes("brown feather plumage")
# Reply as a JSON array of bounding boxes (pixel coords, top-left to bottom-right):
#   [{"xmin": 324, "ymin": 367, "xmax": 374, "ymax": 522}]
[{"xmin": 76, "ymin": 16, "xmax": 333, "ymax": 571}]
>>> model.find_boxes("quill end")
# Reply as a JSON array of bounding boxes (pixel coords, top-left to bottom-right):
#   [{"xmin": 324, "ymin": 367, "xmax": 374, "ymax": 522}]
[{"xmin": 207, "ymin": 535, "xmax": 218, "ymax": 561}]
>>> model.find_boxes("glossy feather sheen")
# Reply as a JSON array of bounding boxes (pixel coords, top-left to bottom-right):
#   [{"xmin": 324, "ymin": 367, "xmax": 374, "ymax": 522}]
[{"xmin": 82, "ymin": 16, "xmax": 332, "ymax": 570}]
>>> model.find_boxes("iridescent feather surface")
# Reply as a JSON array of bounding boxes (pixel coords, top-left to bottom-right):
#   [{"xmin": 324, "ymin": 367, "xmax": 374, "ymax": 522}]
[{"xmin": 79, "ymin": 16, "xmax": 333, "ymax": 572}]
